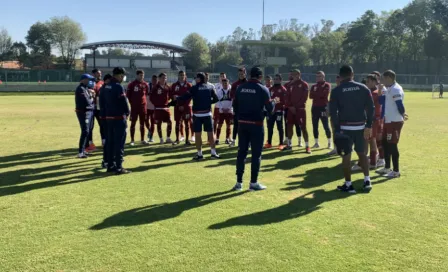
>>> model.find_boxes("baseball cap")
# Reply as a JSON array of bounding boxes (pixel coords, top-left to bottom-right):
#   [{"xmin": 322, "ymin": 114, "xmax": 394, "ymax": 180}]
[
  {"xmin": 112, "ymin": 67, "xmax": 127, "ymax": 75},
  {"xmin": 250, "ymin": 66, "xmax": 263, "ymax": 78},
  {"xmin": 290, "ymin": 69, "xmax": 301, "ymax": 74},
  {"xmin": 80, "ymin": 74, "xmax": 94, "ymax": 81}
]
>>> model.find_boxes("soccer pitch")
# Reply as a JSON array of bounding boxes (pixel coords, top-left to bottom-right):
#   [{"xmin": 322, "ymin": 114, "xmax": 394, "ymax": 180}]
[{"xmin": 0, "ymin": 93, "xmax": 447, "ymax": 271}]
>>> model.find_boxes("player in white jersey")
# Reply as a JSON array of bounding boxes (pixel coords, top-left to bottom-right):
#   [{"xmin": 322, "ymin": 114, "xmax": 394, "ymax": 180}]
[
  {"xmin": 215, "ymin": 78, "xmax": 233, "ymax": 144},
  {"xmin": 212, "ymin": 72, "xmax": 227, "ymax": 135},
  {"xmin": 376, "ymin": 70, "xmax": 407, "ymax": 178}
]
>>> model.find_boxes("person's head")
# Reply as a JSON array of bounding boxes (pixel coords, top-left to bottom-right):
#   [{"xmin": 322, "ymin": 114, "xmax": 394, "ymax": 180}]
[
  {"xmin": 366, "ymin": 74, "xmax": 378, "ymax": 89},
  {"xmin": 372, "ymin": 71, "xmax": 381, "ymax": 83},
  {"xmin": 382, "ymin": 70, "xmax": 396, "ymax": 86},
  {"xmin": 291, "ymin": 69, "xmax": 301, "ymax": 80},
  {"xmin": 112, "ymin": 67, "xmax": 127, "ymax": 83},
  {"xmin": 178, "ymin": 70, "xmax": 186, "ymax": 82},
  {"xmin": 238, "ymin": 68, "xmax": 246, "ymax": 80},
  {"xmin": 288, "ymin": 72, "xmax": 293, "ymax": 81},
  {"xmin": 92, "ymin": 69, "xmax": 102, "ymax": 80},
  {"xmin": 80, "ymin": 73, "xmax": 94, "ymax": 85},
  {"xmin": 103, "ymin": 74, "xmax": 112, "ymax": 85},
  {"xmin": 316, "ymin": 71, "xmax": 325, "ymax": 83},
  {"xmin": 336, "ymin": 75, "xmax": 341, "ymax": 86},
  {"xmin": 158, "ymin": 72, "xmax": 167, "ymax": 84},
  {"xmin": 265, "ymin": 76, "xmax": 272, "ymax": 86},
  {"xmin": 361, "ymin": 78, "xmax": 367, "ymax": 85},
  {"xmin": 151, "ymin": 75, "xmax": 158, "ymax": 85},
  {"xmin": 274, "ymin": 74, "xmax": 283, "ymax": 85},
  {"xmin": 339, "ymin": 65, "xmax": 354, "ymax": 81},
  {"xmin": 136, "ymin": 69, "xmax": 144, "ymax": 81},
  {"xmin": 250, "ymin": 66, "xmax": 263, "ymax": 81},
  {"xmin": 222, "ymin": 78, "xmax": 229, "ymax": 89},
  {"xmin": 196, "ymin": 72, "xmax": 206, "ymax": 84},
  {"xmin": 205, "ymin": 72, "xmax": 209, "ymax": 83},
  {"xmin": 219, "ymin": 72, "xmax": 227, "ymax": 82}
]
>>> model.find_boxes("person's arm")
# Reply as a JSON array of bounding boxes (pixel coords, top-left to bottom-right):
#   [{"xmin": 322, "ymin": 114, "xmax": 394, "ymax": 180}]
[
  {"xmin": 392, "ymin": 88, "xmax": 405, "ymax": 115},
  {"xmin": 232, "ymin": 86, "xmax": 240, "ymax": 114},
  {"xmin": 262, "ymin": 86, "xmax": 275, "ymax": 114},
  {"xmin": 99, "ymin": 86, "xmax": 106, "ymax": 118},
  {"xmin": 119, "ymin": 85, "xmax": 130, "ymax": 116},
  {"xmin": 303, "ymin": 83, "xmax": 309, "ymax": 104},
  {"xmin": 329, "ymin": 88, "xmax": 340, "ymax": 132},
  {"xmin": 322, "ymin": 83, "xmax": 330, "ymax": 99},
  {"xmin": 309, "ymin": 85, "xmax": 315, "ymax": 99},
  {"xmin": 365, "ymin": 88, "xmax": 375, "ymax": 128},
  {"xmin": 126, "ymin": 82, "xmax": 132, "ymax": 99}
]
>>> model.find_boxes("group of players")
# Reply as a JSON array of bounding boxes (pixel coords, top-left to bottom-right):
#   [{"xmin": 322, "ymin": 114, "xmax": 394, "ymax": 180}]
[{"xmin": 75, "ymin": 65, "xmax": 406, "ymax": 193}]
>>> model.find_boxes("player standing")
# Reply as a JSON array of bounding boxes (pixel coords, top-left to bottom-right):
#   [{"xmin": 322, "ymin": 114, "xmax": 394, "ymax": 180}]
[
  {"xmin": 265, "ymin": 76, "xmax": 273, "ymax": 88},
  {"xmin": 229, "ymin": 68, "xmax": 248, "ymax": 147},
  {"xmin": 310, "ymin": 71, "xmax": 332, "ymax": 149},
  {"xmin": 440, "ymin": 81, "xmax": 444, "ymax": 98},
  {"xmin": 215, "ymin": 78, "xmax": 233, "ymax": 144},
  {"xmin": 171, "ymin": 70, "xmax": 193, "ymax": 145},
  {"xmin": 150, "ymin": 73, "xmax": 173, "ymax": 144},
  {"xmin": 213, "ymin": 73, "xmax": 227, "ymax": 136},
  {"xmin": 145, "ymin": 75, "xmax": 157, "ymax": 143},
  {"xmin": 376, "ymin": 70, "xmax": 406, "ymax": 178},
  {"xmin": 91, "ymin": 69, "xmax": 105, "ymax": 147},
  {"xmin": 330, "ymin": 65, "xmax": 374, "ymax": 193},
  {"xmin": 283, "ymin": 71, "xmax": 303, "ymax": 147},
  {"xmin": 265, "ymin": 74, "xmax": 286, "ymax": 149},
  {"xmin": 126, "ymin": 70, "xmax": 149, "ymax": 146},
  {"xmin": 282, "ymin": 69, "xmax": 311, "ymax": 153},
  {"xmin": 75, "ymin": 74, "xmax": 95, "ymax": 158}
]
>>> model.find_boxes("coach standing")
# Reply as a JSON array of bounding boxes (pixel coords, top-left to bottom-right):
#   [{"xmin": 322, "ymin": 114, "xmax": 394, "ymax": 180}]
[
  {"xmin": 75, "ymin": 74, "xmax": 95, "ymax": 158},
  {"xmin": 232, "ymin": 67, "xmax": 278, "ymax": 191},
  {"xmin": 102, "ymin": 67, "xmax": 131, "ymax": 175},
  {"xmin": 229, "ymin": 68, "xmax": 248, "ymax": 147}
]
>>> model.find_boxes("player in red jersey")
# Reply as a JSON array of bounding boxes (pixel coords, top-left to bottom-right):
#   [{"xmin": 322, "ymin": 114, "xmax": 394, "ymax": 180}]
[
  {"xmin": 145, "ymin": 75, "xmax": 157, "ymax": 143},
  {"xmin": 265, "ymin": 75, "xmax": 273, "ymax": 88},
  {"xmin": 310, "ymin": 71, "xmax": 332, "ymax": 149},
  {"xmin": 150, "ymin": 73, "xmax": 173, "ymax": 144},
  {"xmin": 127, "ymin": 70, "xmax": 149, "ymax": 146},
  {"xmin": 171, "ymin": 70, "xmax": 193, "ymax": 145},
  {"xmin": 283, "ymin": 71, "xmax": 303, "ymax": 147},
  {"xmin": 89, "ymin": 68, "xmax": 104, "ymax": 150},
  {"xmin": 282, "ymin": 69, "xmax": 311, "ymax": 153},
  {"xmin": 265, "ymin": 74, "xmax": 287, "ymax": 149},
  {"xmin": 229, "ymin": 68, "xmax": 247, "ymax": 147}
]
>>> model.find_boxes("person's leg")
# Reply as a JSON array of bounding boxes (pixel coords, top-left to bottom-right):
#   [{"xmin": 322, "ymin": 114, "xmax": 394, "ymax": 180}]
[
  {"xmin": 299, "ymin": 109, "xmax": 310, "ymax": 149},
  {"xmin": 106, "ymin": 120, "xmax": 115, "ymax": 168},
  {"xmin": 342, "ymin": 153, "xmax": 352, "ymax": 185},
  {"xmin": 115, "ymin": 120, "xmax": 128, "ymax": 172},
  {"xmin": 232, "ymin": 115, "xmax": 239, "ymax": 142},
  {"xmin": 205, "ymin": 117, "xmax": 217, "ymax": 154},
  {"xmin": 311, "ymin": 106, "xmax": 320, "ymax": 145},
  {"xmin": 225, "ymin": 114, "xmax": 232, "ymax": 141},
  {"xmin": 369, "ymin": 137, "xmax": 378, "ymax": 168},
  {"xmin": 216, "ymin": 114, "xmax": 224, "ymax": 141},
  {"xmin": 102, "ymin": 120, "xmax": 108, "ymax": 165},
  {"xmin": 166, "ymin": 111, "xmax": 172, "ymax": 140},
  {"xmin": 174, "ymin": 107, "xmax": 181, "ymax": 142},
  {"xmin": 389, "ymin": 122, "xmax": 403, "ymax": 176},
  {"xmin": 283, "ymin": 109, "xmax": 289, "ymax": 144},
  {"xmin": 390, "ymin": 143, "xmax": 400, "ymax": 172},
  {"xmin": 250, "ymin": 125, "xmax": 264, "ymax": 184},
  {"xmin": 276, "ymin": 112, "xmax": 284, "ymax": 145},
  {"xmin": 321, "ymin": 107, "xmax": 332, "ymax": 147},
  {"xmin": 192, "ymin": 116, "xmax": 203, "ymax": 158},
  {"xmin": 145, "ymin": 109, "xmax": 150, "ymax": 132},
  {"xmin": 129, "ymin": 109, "xmax": 137, "ymax": 143},
  {"xmin": 139, "ymin": 109, "xmax": 146, "ymax": 142},
  {"xmin": 266, "ymin": 114, "xmax": 275, "ymax": 145},
  {"xmin": 213, "ymin": 108, "xmax": 219, "ymax": 135},
  {"xmin": 76, "ymin": 112, "xmax": 88, "ymax": 155},
  {"xmin": 149, "ymin": 110, "xmax": 155, "ymax": 139},
  {"xmin": 236, "ymin": 125, "xmax": 249, "ymax": 184},
  {"xmin": 184, "ymin": 113, "xmax": 191, "ymax": 142}
]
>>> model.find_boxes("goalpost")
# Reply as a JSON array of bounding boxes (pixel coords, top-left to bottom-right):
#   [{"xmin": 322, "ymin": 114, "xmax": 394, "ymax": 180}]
[{"xmin": 432, "ymin": 84, "xmax": 446, "ymax": 98}]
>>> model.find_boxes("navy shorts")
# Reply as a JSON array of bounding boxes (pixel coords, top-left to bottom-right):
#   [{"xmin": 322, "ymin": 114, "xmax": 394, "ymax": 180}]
[
  {"xmin": 193, "ymin": 115, "xmax": 213, "ymax": 133},
  {"xmin": 335, "ymin": 129, "xmax": 364, "ymax": 156}
]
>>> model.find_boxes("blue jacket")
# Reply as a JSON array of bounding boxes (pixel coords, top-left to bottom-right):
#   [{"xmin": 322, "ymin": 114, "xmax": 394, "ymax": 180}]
[
  {"xmin": 329, "ymin": 80, "xmax": 374, "ymax": 132},
  {"xmin": 233, "ymin": 79, "xmax": 275, "ymax": 125},
  {"xmin": 100, "ymin": 78, "xmax": 130, "ymax": 119},
  {"xmin": 75, "ymin": 83, "xmax": 94, "ymax": 112},
  {"xmin": 177, "ymin": 82, "xmax": 218, "ymax": 114}
]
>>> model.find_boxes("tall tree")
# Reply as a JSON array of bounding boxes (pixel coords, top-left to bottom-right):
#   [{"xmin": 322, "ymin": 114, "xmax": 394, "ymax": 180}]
[
  {"xmin": 0, "ymin": 28, "xmax": 13, "ymax": 63},
  {"xmin": 10, "ymin": 42, "xmax": 29, "ymax": 68},
  {"xmin": 47, "ymin": 16, "xmax": 87, "ymax": 69},
  {"xmin": 424, "ymin": 23, "xmax": 448, "ymax": 73},
  {"xmin": 182, "ymin": 33, "xmax": 210, "ymax": 71},
  {"xmin": 25, "ymin": 22, "xmax": 53, "ymax": 68},
  {"xmin": 240, "ymin": 44, "xmax": 259, "ymax": 65}
]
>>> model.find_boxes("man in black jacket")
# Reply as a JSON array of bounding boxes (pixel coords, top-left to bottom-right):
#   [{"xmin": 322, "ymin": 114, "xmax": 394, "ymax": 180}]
[
  {"xmin": 329, "ymin": 65, "xmax": 375, "ymax": 193},
  {"xmin": 75, "ymin": 74, "xmax": 95, "ymax": 158}
]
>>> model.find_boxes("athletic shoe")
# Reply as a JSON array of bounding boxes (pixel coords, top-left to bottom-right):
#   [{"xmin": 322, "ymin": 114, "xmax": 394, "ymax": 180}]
[
  {"xmin": 363, "ymin": 180, "xmax": 372, "ymax": 191},
  {"xmin": 264, "ymin": 143, "xmax": 272, "ymax": 149},
  {"xmin": 282, "ymin": 145, "xmax": 292, "ymax": 151},
  {"xmin": 191, "ymin": 136, "xmax": 196, "ymax": 143},
  {"xmin": 229, "ymin": 140, "xmax": 236, "ymax": 147},
  {"xmin": 141, "ymin": 140, "xmax": 149, "ymax": 145},
  {"xmin": 130, "ymin": 142, "xmax": 135, "ymax": 147},
  {"xmin": 211, "ymin": 153, "xmax": 220, "ymax": 159},
  {"xmin": 83, "ymin": 151, "xmax": 90, "ymax": 156},
  {"xmin": 165, "ymin": 138, "xmax": 173, "ymax": 144},
  {"xmin": 147, "ymin": 132, "xmax": 152, "ymax": 140},
  {"xmin": 215, "ymin": 140, "xmax": 220, "ymax": 145},
  {"xmin": 225, "ymin": 139, "xmax": 230, "ymax": 144},
  {"xmin": 312, "ymin": 143, "xmax": 320, "ymax": 149},
  {"xmin": 193, "ymin": 154, "xmax": 204, "ymax": 161},
  {"xmin": 185, "ymin": 140, "xmax": 192, "ymax": 146},
  {"xmin": 306, "ymin": 147, "xmax": 312, "ymax": 154},
  {"xmin": 369, "ymin": 164, "xmax": 377, "ymax": 170},
  {"xmin": 298, "ymin": 141, "xmax": 303, "ymax": 147},
  {"xmin": 77, "ymin": 153, "xmax": 88, "ymax": 159},
  {"xmin": 278, "ymin": 144, "xmax": 285, "ymax": 150},
  {"xmin": 249, "ymin": 182, "xmax": 267, "ymax": 191},
  {"xmin": 172, "ymin": 140, "xmax": 180, "ymax": 146},
  {"xmin": 327, "ymin": 143, "xmax": 332, "ymax": 149},
  {"xmin": 102, "ymin": 139, "xmax": 106, "ymax": 146},
  {"xmin": 283, "ymin": 139, "xmax": 289, "ymax": 145},
  {"xmin": 101, "ymin": 161, "xmax": 108, "ymax": 169},
  {"xmin": 327, "ymin": 149, "xmax": 337, "ymax": 156},
  {"xmin": 232, "ymin": 183, "xmax": 243, "ymax": 191},
  {"xmin": 337, "ymin": 183, "xmax": 356, "ymax": 193},
  {"xmin": 385, "ymin": 171, "xmax": 401, "ymax": 178},
  {"xmin": 180, "ymin": 136, "xmax": 185, "ymax": 142},
  {"xmin": 376, "ymin": 168, "xmax": 392, "ymax": 175},
  {"xmin": 376, "ymin": 159, "xmax": 385, "ymax": 168},
  {"xmin": 115, "ymin": 168, "xmax": 132, "ymax": 175},
  {"xmin": 87, "ymin": 144, "xmax": 97, "ymax": 152},
  {"xmin": 351, "ymin": 164, "xmax": 363, "ymax": 171},
  {"xmin": 160, "ymin": 138, "xmax": 165, "ymax": 144},
  {"xmin": 106, "ymin": 167, "xmax": 117, "ymax": 173}
]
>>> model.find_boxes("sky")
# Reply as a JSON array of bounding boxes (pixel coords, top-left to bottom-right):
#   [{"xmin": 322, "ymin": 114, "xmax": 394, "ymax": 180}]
[{"xmin": 1, "ymin": 0, "xmax": 411, "ymax": 52}]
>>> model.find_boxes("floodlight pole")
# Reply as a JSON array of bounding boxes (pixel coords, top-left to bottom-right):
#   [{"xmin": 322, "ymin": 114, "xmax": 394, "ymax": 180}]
[{"xmin": 262, "ymin": 0, "xmax": 265, "ymax": 37}]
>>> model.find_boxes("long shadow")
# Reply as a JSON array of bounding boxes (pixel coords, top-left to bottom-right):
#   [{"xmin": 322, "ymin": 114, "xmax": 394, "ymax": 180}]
[
  {"xmin": 0, "ymin": 148, "xmax": 78, "ymax": 168},
  {"xmin": 281, "ymin": 164, "xmax": 342, "ymax": 190},
  {"xmin": 208, "ymin": 187, "xmax": 360, "ymax": 230},
  {"xmin": 90, "ymin": 190, "xmax": 246, "ymax": 230},
  {"xmin": 261, "ymin": 153, "xmax": 336, "ymax": 172}
]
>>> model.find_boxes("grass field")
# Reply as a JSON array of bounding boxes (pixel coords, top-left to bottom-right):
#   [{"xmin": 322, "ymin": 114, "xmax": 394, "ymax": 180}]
[{"xmin": 0, "ymin": 93, "xmax": 447, "ymax": 272}]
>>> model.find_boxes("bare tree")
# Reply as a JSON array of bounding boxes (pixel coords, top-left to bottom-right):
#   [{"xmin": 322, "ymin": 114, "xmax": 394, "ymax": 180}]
[{"xmin": 0, "ymin": 28, "xmax": 13, "ymax": 64}]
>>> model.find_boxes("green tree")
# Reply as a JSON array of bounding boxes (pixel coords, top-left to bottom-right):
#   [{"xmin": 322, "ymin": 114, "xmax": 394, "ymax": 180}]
[
  {"xmin": 10, "ymin": 42, "xmax": 30, "ymax": 68},
  {"xmin": 271, "ymin": 30, "xmax": 311, "ymax": 67},
  {"xmin": 0, "ymin": 28, "xmax": 13, "ymax": 63},
  {"xmin": 47, "ymin": 16, "xmax": 87, "ymax": 69},
  {"xmin": 240, "ymin": 44, "xmax": 258, "ymax": 65},
  {"xmin": 25, "ymin": 22, "xmax": 53, "ymax": 68},
  {"xmin": 182, "ymin": 33, "xmax": 210, "ymax": 71},
  {"xmin": 424, "ymin": 23, "xmax": 448, "ymax": 73}
]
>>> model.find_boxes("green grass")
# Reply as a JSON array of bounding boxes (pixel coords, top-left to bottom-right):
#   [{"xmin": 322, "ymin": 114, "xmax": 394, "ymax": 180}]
[{"xmin": 0, "ymin": 93, "xmax": 447, "ymax": 271}]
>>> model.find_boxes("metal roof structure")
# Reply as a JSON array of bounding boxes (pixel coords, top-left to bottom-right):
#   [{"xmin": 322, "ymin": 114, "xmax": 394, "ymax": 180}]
[{"xmin": 80, "ymin": 40, "xmax": 190, "ymax": 53}]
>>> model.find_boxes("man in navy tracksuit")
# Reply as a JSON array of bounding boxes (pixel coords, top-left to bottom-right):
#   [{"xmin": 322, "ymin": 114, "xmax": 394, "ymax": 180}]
[
  {"xmin": 100, "ymin": 67, "xmax": 131, "ymax": 175},
  {"xmin": 232, "ymin": 67, "xmax": 278, "ymax": 191},
  {"xmin": 75, "ymin": 74, "xmax": 95, "ymax": 158},
  {"xmin": 175, "ymin": 72, "xmax": 220, "ymax": 161},
  {"xmin": 98, "ymin": 74, "xmax": 113, "ymax": 168},
  {"xmin": 329, "ymin": 65, "xmax": 374, "ymax": 193}
]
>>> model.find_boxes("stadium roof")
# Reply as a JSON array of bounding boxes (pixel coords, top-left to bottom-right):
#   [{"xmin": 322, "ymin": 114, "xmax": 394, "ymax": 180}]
[{"xmin": 80, "ymin": 40, "xmax": 190, "ymax": 53}]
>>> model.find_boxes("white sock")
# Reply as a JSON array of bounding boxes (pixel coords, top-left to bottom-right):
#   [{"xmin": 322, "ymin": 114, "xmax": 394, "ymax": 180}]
[
  {"xmin": 305, "ymin": 142, "xmax": 309, "ymax": 148},
  {"xmin": 166, "ymin": 137, "xmax": 171, "ymax": 140},
  {"xmin": 288, "ymin": 139, "xmax": 292, "ymax": 146},
  {"xmin": 345, "ymin": 181, "xmax": 352, "ymax": 187},
  {"xmin": 299, "ymin": 137, "xmax": 302, "ymax": 143},
  {"xmin": 315, "ymin": 138, "xmax": 319, "ymax": 144},
  {"xmin": 79, "ymin": 153, "xmax": 84, "ymax": 156},
  {"xmin": 211, "ymin": 149, "xmax": 217, "ymax": 155},
  {"xmin": 198, "ymin": 150, "xmax": 203, "ymax": 156},
  {"xmin": 328, "ymin": 138, "xmax": 332, "ymax": 145},
  {"xmin": 364, "ymin": 176, "xmax": 370, "ymax": 182}
]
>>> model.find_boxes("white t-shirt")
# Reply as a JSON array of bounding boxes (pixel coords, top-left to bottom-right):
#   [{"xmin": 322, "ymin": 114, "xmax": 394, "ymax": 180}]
[
  {"xmin": 214, "ymin": 83, "xmax": 222, "ymax": 108},
  {"xmin": 216, "ymin": 86, "xmax": 233, "ymax": 113},
  {"xmin": 384, "ymin": 82, "xmax": 404, "ymax": 123}
]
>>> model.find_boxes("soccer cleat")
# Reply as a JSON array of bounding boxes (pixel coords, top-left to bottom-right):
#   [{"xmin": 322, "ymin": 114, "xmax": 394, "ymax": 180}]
[
  {"xmin": 351, "ymin": 164, "xmax": 363, "ymax": 172},
  {"xmin": 130, "ymin": 142, "xmax": 135, "ymax": 146},
  {"xmin": 148, "ymin": 137, "xmax": 154, "ymax": 143},
  {"xmin": 77, "ymin": 153, "xmax": 88, "ymax": 159},
  {"xmin": 115, "ymin": 168, "xmax": 132, "ymax": 175},
  {"xmin": 283, "ymin": 139, "xmax": 289, "ymax": 145},
  {"xmin": 180, "ymin": 136, "xmax": 185, "ymax": 142},
  {"xmin": 160, "ymin": 138, "xmax": 165, "ymax": 144},
  {"xmin": 225, "ymin": 139, "xmax": 230, "ymax": 144},
  {"xmin": 282, "ymin": 145, "xmax": 292, "ymax": 151},
  {"xmin": 101, "ymin": 160, "xmax": 108, "ymax": 169},
  {"xmin": 327, "ymin": 149, "xmax": 337, "ymax": 156},
  {"xmin": 172, "ymin": 140, "xmax": 180, "ymax": 146},
  {"xmin": 185, "ymin": 140, "xmax": 192, "ymax": 146},
  {"xmin": 376, "ymin": 168, "xmax": 392, "ymax": 175},
  {"xmin": 106, "ymin": 167, "xmax": 117, "ymax": 173},
  {"xmin": 141, "ymin": 140, "xmax": 149, "ymax": 145},
  {"xmin": 88, "ymin": 144, "xmax": 97, "ymax": 152},
  {"xmin": 193, "ymin": 154, "xmax": 204, "ymax": 161},
  {"xmin": 337, "ymin": 183, "xmax": 356, "ymax": 194},
  {"xmin": 229, "ymin": 140, "xmax": 236, "ymax": 147},
  {"xmin": 376, "ymin": 159, "xmax": 386, "ymax": 168},
  {"xmin": 211, "ymin": 153, "xmax": 220, "ymax": 159},
  {"xmin": 249, "ymin": 182, "xmax": 267, "ymax": 191},
  {"xmin": 215, "ymin": 139, "xmax": 220, "ymax": 145},
  {"xmin": 264, "ymin": 143, "xmax": 272, "ymax": 149},
  {"xmin": 232, "ymin": 183, "xmax": 243, "ymax": 191},
  {"xmin": 312, "ymin": 143, "xmax": 320, "ymax": 149},
  {"xmin": 83, "ymin": 151, "xmax": 90, "ymax": 156},
  {"xmin": 327, "ymin": 143, "xmax": 333, "ymax": 150},
  {"xmin": 385, "ymin": 171, "xmax": 401, "ymax": 178},
  {"xmin": 363, "ymin": 180, "xmax": 372, "ymax": 191},
  {"xmin": 306, "ymin": 147, "xmax": 312, "ymax": 154},
  {"xmin": 298, "ymin": 141, "xmax": 303, "ymax": 147},
  {"xmin": 278, "ymin": 144, "xmax": 285, "ymax": 150},
  {"xmin": 165, "ymin": 138, "xmax": 173, "ymax": 144},
  {"xmin": 369, "ymin": 164, "xmax": 377, "ymax": 170}
]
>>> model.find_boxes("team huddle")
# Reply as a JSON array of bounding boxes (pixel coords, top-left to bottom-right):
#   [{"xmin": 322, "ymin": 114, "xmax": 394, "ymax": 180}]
[{"xmin": 74, "ymin": 65, "xmax": 406, "ymax": 193}]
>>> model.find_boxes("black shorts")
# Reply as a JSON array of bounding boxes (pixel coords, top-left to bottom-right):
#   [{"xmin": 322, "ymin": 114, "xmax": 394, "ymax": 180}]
[
  {"xmin": 335, "ymin": 129, "xmax": 364, "ymax": 156},
  {"xmin": 193, "ymin": 115, "xmax": 213, "ymax": 133}
]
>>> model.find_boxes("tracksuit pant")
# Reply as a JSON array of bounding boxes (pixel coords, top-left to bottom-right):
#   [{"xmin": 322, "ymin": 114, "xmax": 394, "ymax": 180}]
[{"xmin": 236, "ymin": 123, "xmax": 264, "ymax": 183}]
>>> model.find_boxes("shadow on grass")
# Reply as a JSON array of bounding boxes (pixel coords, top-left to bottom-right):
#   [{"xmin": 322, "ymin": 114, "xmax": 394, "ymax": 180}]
[{"xmin": 90, "ymin": 190, "xmax": 246, "ymax": 230}]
